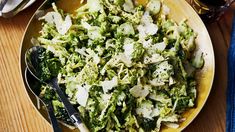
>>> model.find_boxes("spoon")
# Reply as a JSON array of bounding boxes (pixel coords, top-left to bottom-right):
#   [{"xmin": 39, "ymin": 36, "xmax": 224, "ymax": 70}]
[
  {"xmin": 25, "ymin": 46, "xmax": 89, "ymax": 132},
  {"xmin": 0, "ymin": 0, "xmax": 7, "ymax": 15},
  {"xmin": 0, "ymin": 0, "xmax": 34, "ymax": 18},
  {"xmin": 24, "ymin": 68, "xmax": 62, "ymax": 132}
]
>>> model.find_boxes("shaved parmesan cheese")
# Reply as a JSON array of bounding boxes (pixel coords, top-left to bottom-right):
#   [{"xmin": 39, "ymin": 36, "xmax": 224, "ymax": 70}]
[
  {"xmin": 123, "ymin": 39, "xmax": 134, "ymax": 61},
  {"xmin": 81, "ymin": 21, "xmax": 92, "ymax": 30},
  {"xmin": 101, "ymin": 94, "xmax": 112, "ymax": 105},
  {"xmin": 60, "ymin": 15, "xmax": 72, "ymax": 35},
  {"xmin": 117, "ymin": 23, "xmax": 135, "ymax": 35},
  {"xmin": 188, "ymin": 99, "xmax": 194, "ymax": 107},
  {"xmin": 117, "ymin": 53, "xmax": 132, "ymax": 67},
  {"xmin": 136, "ymin": 101, "xmax": 154, "ymax": 119},
  {"xmin": 130, "ymin": 85, "xmax": 149, "ymax": 98},
  {"xmin": 88, "ymin": 0, "xmax": 103, "ymax": 12},
  {"xmin": 141, "ymin": 12, "xmax": 154, "ymax": 24},
  {"xmin": 123, "ymin": 44, "xmax": 134, "ymax": 54},
  {"xmin": 136, "ymin": 108, "xmax": 153, "ymax": 119},
  {"xmin": 145, "ymin": 23, "xmax": 158, "ymax": 35},
  {"xmin": 123, "ymin": 0, "xmax": 135, "ymax": 13},
  {"xmin": 88, "ymin": 26, "xmax": 102, "ymax": 40},
  {"xmin": 152, "ymin": 42, "xmax": 166, "ymax": 51},
  {"xmin": 93, "ymin": 54, "xmax": 100, "ymax": 64},
  {"xmin": 76, "ymin": 48, "xmax": 101, "ymax": 64},
  {"xmin": 85, "ymin": 48, "xmax": 101, "ymax": 64},
  {"xmin": 41, "ymin": 12, "xmax": 72, "ymax": 35},
  {"xmin": 151, "ymin": 107, "xmax": 160, "ymax": 117},
  {"xmin": 75, "ymin": 47, "xmax": 88, "ymax": 56},
  {"xmin": 124, "ymin": 38, "xmax": 135, "ymax": 46},
  {"xmin": 146, "ymin": 0, "xmax": 161, "ymax": 15},
  {"xmin": 137, "ymin": 12, "xmax": 158, "ymax": 39},
  {"xmin": 76, "ymin": 84, "xmax": 91, "ymax": 107},
  {"xmin": 101, "ymin": 54, "xmax": 132, "ymax": 76},
  {"xmin": 47, "ymin": 45, "xmax": 56, "ymax": 54},
  {"xmin": 164, "ymin": 123, "xmax": 179, "ymax": 129},
  {"xmin": 41, "ymin": 12, "xmax": 59, "ymax": 24},
  {"xmin": 141, "ymin": 39, "xmax": 153, "ymax": 48},
  {"xmin": 169, "ymin": 77, "xmax": 175, "ymax": 86},
  {"xmin": 137, "ymin": 25, "xmax": 146, "ymax": 39},
  {"xmin": 101, "ymin": 76, "xmax": 118, "ymax": 93}
]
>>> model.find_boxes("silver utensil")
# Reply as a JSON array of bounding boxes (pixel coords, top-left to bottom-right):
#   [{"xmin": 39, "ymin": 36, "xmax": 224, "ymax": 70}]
[
  {"xmin": 25, "ymin": 46, "xmax": 89, "ymax": 132},
  {"xmin": 25, "ymin": 68, "xmax": 62, "ymax": 132},
  {"xmin": 0, "ymin": 0, "xmax": 30, "ymax": 18},
  {"xmin": 0, "ymin": 0, "xmax": 7, "ymax": 14}
]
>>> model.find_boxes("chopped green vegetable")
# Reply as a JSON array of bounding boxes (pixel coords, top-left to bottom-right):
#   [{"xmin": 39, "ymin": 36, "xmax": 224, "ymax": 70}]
[
  {"xmin": 36, "ymin": 0, "xmax": 204, "ymax": 131},
  {"xmin": 191, "ymin": 51, "xmax": 205, "ymax": 69},
  {"xmin": 146, "ymin": 0, "xmax": 161, "ymax": 15}
]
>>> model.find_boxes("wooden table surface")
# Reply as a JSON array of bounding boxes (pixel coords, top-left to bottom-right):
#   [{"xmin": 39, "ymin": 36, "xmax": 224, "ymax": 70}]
[{"xmin": 0, "ymin": 1, "xmax": 233, "ymax": 132}]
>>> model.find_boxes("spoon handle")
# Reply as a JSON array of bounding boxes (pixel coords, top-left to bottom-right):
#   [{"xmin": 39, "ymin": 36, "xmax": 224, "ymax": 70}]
[
  {"xmin": 24, "ymin": 68, "xmax": 62, "ymax": 132},
  {"xmin": 47, "ymin": 102, "xmax": 62, "ymax": 132},
  {"xmin": 50, "ymin": 78, "xmax": 89, "ymax": 132},
  {"xmin": 0, "ymin": 0, "xmax": 7, "ymax": 11}
]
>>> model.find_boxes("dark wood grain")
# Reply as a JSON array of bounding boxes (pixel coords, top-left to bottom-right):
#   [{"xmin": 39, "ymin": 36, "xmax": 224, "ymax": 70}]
[{"xmin": 0, "ymin": 1, "xmax": 232, "ymax": 132}]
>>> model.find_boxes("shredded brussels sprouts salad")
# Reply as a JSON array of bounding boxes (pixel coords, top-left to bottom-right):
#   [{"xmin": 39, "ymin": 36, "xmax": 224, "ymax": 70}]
[{"xmin": 34, "ymin": 0, "xmax": 205, "ymax": 131}]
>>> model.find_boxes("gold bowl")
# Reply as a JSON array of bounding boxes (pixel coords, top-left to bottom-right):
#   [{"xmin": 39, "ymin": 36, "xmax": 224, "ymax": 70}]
[{"xmin": 19, "ymin": 0, "xmax": 215, "ymax": 131}]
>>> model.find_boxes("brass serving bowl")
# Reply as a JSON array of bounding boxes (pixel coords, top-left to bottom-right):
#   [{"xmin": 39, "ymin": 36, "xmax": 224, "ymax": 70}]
[{"xmin": 19, "ymin": 0, "xmax": 215, "ymax": 131}]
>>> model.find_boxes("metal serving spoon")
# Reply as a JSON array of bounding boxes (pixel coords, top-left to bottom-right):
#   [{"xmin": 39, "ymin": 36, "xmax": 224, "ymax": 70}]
[
  {"xmin": 25, "ymin": 68, "xmax": 62, "ymax": 132},
  {"xmin": 25, "ymin": 46, "xmax": 89, "ymax": 132},
  {"xmin": 0, "ymin": 0, "xmax": 30, "ymax": 18},
  {"xmin": 0, "ymin": 0, "xmax": 7, "ymax": 16}
]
